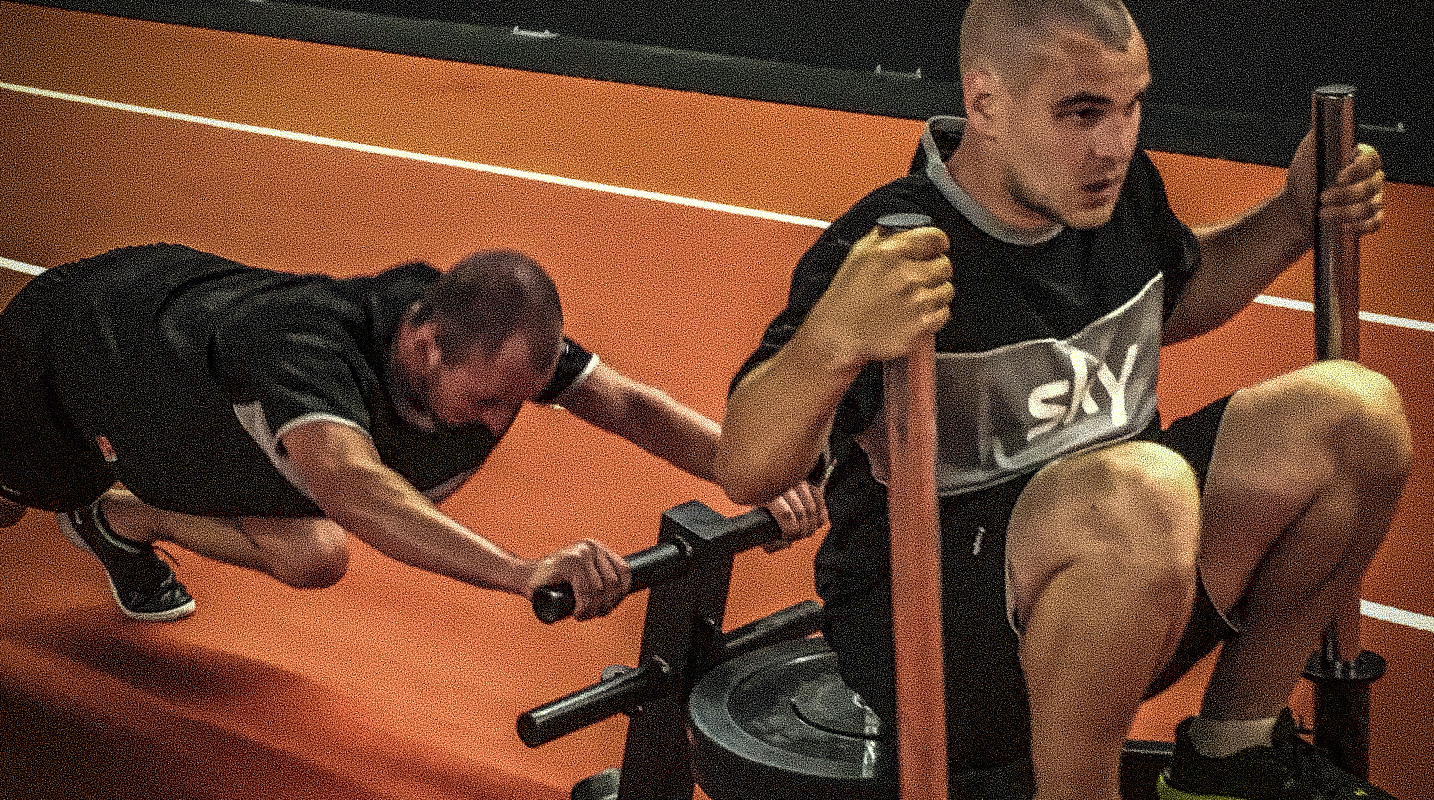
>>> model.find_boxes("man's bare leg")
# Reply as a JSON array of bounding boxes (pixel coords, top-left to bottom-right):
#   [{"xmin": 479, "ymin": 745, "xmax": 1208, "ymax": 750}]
[
  {"xmin": 1195, "ymin": 361, "xmax": 1410, "ymax": 726},
  {"xmin": 1009, "ymin": 440, "xmax": 1203, "ymax": 800},
  {"xmin": 101, "ymin": 488, "xmax": 351, "ymax": 589}
]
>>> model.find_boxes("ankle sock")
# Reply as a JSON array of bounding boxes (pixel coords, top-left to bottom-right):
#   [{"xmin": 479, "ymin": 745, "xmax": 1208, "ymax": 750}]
[
  {"xmin": 1187, "ymin": 715, "xmax": 1280, "ymax": 759},
  {"xmin": 92, "ymin": 499, "xmax": 146, "ymax": 553}
]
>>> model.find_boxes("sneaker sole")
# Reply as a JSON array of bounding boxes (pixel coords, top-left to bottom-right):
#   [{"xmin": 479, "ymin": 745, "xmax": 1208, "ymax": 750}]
[
  {"xmin": 1156, "ymin": 774, "xmax": 1246, "ymax": 800},
  {"xmin": 57, "ymin": 513, "xmax": 197, "ymax": 623}
]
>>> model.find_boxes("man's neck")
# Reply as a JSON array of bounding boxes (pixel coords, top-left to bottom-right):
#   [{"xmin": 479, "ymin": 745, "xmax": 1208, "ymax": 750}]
[
  {"xmin": 946, "ymin": 142, "xmax": 1063, "ymax": 239},
  {"xmin": 388, "ymin": 312, "xmax": 437, "ymax": 430},
  {"xmin": 937, "ymin": 148, "xmax": 1062, "ymax": 245}
]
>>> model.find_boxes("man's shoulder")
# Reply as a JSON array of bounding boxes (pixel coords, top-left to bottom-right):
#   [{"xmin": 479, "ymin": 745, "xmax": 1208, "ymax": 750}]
[
  {"xmin": 362, "ymin": 260, "xmax": 441, "ymax": 288},
  {"xmin": 232, "ymin": 261, "xmax": 437, "ymax": 319},
  {"xmin": 225, "ymin": 260, "xmax": 438, "ymax": 322},
  {"xmin": 336, "ymin": 261, "xmax": 438, "ymax": 315},
  {"xmin": 806, "ymin": 173, "xmax": 948, "ymax": 255},
  {"xmin": 844, "ymin": 173, "xmax": 947, "ymax": 221}
]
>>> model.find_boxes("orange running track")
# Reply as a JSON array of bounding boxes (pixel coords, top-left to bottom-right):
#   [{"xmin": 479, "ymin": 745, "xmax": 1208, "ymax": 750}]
[{"xmin": 2, "ymin": 3, "xmax": 1431, "ymax": 798}]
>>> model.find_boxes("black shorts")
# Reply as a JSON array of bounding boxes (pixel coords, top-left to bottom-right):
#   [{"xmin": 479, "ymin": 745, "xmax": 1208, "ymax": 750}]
[
  {"xmin": 821, "ymin": 399, "xmax": 1236, "ymax": 782},
  {"xmin": 0, "ymin": 269, "xmax": 115, "ymax": 512}
]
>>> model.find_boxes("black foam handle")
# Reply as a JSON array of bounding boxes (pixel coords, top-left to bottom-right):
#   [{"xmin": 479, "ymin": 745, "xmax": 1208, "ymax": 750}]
[
  {"xmin": 532, "ymin": 541, "xmax": 687, "ymax": 623},
  {"xmin": 531, "ymin": 507, "xmax": 782, "ymax": 623}
]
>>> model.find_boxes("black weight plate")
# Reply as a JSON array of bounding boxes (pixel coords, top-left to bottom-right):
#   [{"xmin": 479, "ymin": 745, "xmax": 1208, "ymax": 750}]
[
  {"xmin": 570, "ymin": 767, "xmax": 620, "ymax": 800},
  {"xmin": 689, "ymin": 636, "xmax": 889, "ymax": 800}
]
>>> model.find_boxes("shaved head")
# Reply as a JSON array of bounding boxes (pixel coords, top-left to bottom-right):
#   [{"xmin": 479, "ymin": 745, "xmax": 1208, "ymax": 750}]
[
  {"xmin": 412, "ymin": 249, "xmax": 563, "ymax": 370},
  {"xmin": 949, "ymin": 0, "xmax": 1151, "ymax": 232},
  {"xmin": 960, "ymin": 0, "xmax": 1135, "ymax": 88}
]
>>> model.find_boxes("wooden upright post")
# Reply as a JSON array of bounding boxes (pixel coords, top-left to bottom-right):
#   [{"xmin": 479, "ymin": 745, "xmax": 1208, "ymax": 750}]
[{"xmin": 878, "ymin": 213, "xmax": 947, "ymax": 800}]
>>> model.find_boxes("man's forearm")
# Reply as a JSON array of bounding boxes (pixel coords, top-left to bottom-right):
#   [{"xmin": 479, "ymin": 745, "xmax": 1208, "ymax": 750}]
[
  {"xmin": 616, "ymin": 386, "xmax": 722, "ymax": 481},
  {"xmin": 563, "ymin": 365, "xmax": 721, "ymax": 481},
  {"xmin": 716, "ymin": 327, "xmax": 864, "ymax": 505},
  {"xmin": 286, "ymin": 423, "xmax": 534, "ymax": 595},
  {"xmin": 328, "ymin": 462, "xmax": 531, "ymax": 593},
  {"xmin": 1165, "ymin": 190, "xmax": 1310, "ymax": 344}
]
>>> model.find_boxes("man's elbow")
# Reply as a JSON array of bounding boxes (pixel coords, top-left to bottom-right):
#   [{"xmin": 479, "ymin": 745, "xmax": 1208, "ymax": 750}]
[
  {"xmin": 713, "ymin": 445, "xmax": 784, "ymax": 507},
  {"xmin": 720, "ymin": 479, "xmax": 771, "ymax": 508},
  {"xmin": 720, "ymin": 477, "xmax": 778, "ymax": 508}
]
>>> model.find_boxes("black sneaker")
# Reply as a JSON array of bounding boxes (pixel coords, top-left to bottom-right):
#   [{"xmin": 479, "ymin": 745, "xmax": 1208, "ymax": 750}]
[
  {"xmin": 57, "ymin": 500, "xmax": 196, "ymax": 622},
  {"xmin": 1157, "ymin": 708, "xmax": 1395, "ymax": 800}
]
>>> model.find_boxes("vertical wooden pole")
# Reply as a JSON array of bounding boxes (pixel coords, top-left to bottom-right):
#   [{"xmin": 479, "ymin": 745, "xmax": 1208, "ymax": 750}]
[{"xmin": 878, "ymin": 213, "xmax": 947, "ymax": 800}]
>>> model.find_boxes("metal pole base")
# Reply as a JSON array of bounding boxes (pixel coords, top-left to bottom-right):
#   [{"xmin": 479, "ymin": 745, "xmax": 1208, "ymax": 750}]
[{"xmin": 1302, "ymin": 649, "xmax": 1386, "ymax": 779}]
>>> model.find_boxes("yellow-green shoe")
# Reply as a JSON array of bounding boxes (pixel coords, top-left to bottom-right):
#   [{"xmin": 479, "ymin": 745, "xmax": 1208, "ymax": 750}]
[{"xmin": 1157, "ymin": 709, "xmax": 1394, "ymax": 800}]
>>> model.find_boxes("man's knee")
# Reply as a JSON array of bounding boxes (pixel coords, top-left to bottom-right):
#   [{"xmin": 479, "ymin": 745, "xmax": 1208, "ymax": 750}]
[
  {"xmin": 279, "ymin": 534, "xmax": 350, "ymax": 589},
  {"xmin": 1244, "ymin": 360, "xmax": 1412, "ymax": 482},
  {"xmin": 1013, "ymin": 442, "xmax": 1201, "ymax": 602},
  {"xmin": 245, "ymin": 518, "xmax": 351, "ymax": 589},
  {"xmin": 1314, "ymin": 361, "xmax": 1411, "ymax": 473}
]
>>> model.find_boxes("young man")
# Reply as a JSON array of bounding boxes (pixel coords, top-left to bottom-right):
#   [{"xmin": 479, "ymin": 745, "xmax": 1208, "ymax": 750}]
[
  {"xmin": 0, "ymin": 244, "xmax": 824, "ymax": 624},
  {"xmin": 715, "ymin": 1, "xmax": 1406, "ymax": 798}
]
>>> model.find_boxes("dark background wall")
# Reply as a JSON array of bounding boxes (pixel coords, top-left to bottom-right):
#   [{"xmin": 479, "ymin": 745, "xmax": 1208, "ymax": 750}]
[{"xmin": 26, "ymin": 0, "xmax": 1433, "ymax": 184}]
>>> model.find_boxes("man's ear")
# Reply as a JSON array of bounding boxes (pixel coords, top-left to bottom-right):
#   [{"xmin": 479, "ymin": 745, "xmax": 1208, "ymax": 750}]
[
  {"xmin": 422, "ymin": 325, "xmax": 446, "ymax": 369},
  {"xmin": 962, "ymin": 69, "xmax": 1001, "ymax": 134},
  {"xmin": 400, "ymin": 318, "xmax": 443, "ymax": 369}
]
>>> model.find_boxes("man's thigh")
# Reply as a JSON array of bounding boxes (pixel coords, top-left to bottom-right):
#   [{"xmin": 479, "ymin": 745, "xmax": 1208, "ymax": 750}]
[
  {"xmin": 237, "ymin": 515, "xmax": 346, "ymax": 549},
  {"xmin": 0, "ymin": 318, "xmax": 113, "ymax": 511}
]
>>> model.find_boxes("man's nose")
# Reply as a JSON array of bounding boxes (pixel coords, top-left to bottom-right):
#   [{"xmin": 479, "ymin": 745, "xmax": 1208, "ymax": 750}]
[{"xmin": 1093, "ymin": 112, "xmax": 1139, "ymax": 161}]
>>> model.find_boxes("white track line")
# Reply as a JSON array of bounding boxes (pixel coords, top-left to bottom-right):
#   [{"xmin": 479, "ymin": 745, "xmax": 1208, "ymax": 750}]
[
  {"xmin": 6, "ymin": 81, "xmax": 1431, "ymax": 333},
  {"xmin": 1254, "ymin": 295, "xmax": 1434, "ymax": 334},
  {"xmin": 1362, "ymin": 600, "xmax": 1434, "ymax": 634},
  {"xmin": 3, "ymin": 81, "xmax": 1434, "ymax": 635},
  {"xmin": 0, "ymin": 257, "xmax": 45, "ymax": 276},
  {"xmin": 0, "ymin": 81, "xmax": 830, "ymax": 230}
]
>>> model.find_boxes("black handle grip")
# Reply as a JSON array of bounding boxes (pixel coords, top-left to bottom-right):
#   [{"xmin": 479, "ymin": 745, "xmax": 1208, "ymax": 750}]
[
  {"xmin": 531, "ymin": 506, "xmax": 783, "ymax": 623},
  {"xmin": 876, "ymin": 212, "xmax": 934, "ymax": 233},
  {"xmin": 517, "ymin": 658, "xmax": 670, "ymax": 747},
  {"xmin": 531, "ymin": 584, "xmax": 577, "ymax": 625},
  {"xmin": 532, "ymin": 541, "xmax": 687, "ymax": 623}
]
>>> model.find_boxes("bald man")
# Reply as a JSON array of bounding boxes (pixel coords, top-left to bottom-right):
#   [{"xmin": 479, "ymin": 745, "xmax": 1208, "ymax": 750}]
[
  {"xmin": 717, "ymin": 1, "xmax": 1404, "ymax": 799},
  {"xmin": 1, "ymin": 244, "xmax": 825, "ymax": 624}
]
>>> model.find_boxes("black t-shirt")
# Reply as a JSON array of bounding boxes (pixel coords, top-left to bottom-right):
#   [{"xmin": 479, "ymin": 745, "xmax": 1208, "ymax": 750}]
[
  {"xmin": 732, "ymin": 118, "xmax": 1201, "ymax": 597},
  {"xmin": 49, "ymin": 244, "xmax": 594, "ymax": 517}
]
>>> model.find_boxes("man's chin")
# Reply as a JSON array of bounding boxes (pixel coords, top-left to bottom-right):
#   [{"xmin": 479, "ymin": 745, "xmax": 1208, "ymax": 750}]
[{"xmin": 1062, "ymin": 203, "xmax": 1118, "ymax": 230}]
